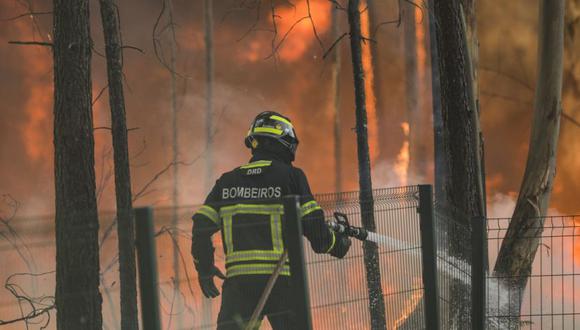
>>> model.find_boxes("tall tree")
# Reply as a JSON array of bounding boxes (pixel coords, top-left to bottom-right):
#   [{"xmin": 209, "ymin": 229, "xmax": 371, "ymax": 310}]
[
  {"xmin": 331, "ymin": 2, "xmax": 342, "ymax": 193},
  {"xmin": 53, "ymin": 0, "xmax": 102, "ymax": 328},
  {"xmin": 433, "ymin": 0, "xmax": 485, "ymax": 326},
  {"xmin": 205, "ymin": 0, "xmax": 214, "ymax": 191},
  {"xmin": 493, "ymin": 0, "xmax": 565, "ymax": 318},
  {"xmin": 434, "ymin": 0, "xmax": 485, "ymax": 227},
  {"xmin": 165, "ymin": 1, "xmax": 182, "ymax": 324},
  {"xmin": 347, "ymin": 1, "xmax": 386, "ymax": 328},
  {"xmin": 428, "ymin": 0, "xmax": 444, "ymax": 202},
  {"xmin": 98, "ymin": 1, "xmax": 138, "ymax": 329},
  {"xmin": 203, "ymin": 0, "xmax": 214, "ymax": 326}
]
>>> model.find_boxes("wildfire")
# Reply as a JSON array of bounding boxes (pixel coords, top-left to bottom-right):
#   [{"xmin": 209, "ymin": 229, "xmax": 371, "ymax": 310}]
[
  {"xmin": 360, "ymin": 1, "xmax": 379, "ymax": 163},
  {"xmin": 415, "ymin": 7, "xmax": 426, "ymax": 88},
  {"xmin": 391, "ymin": 279, "xmax": 424, "ymax": 330},
  {"xmin": 394, "ymin": 122, "xmax": 410, "ymax": 186},
  {"xmin": 16, "ymin": 19, "xmax": 53, "ymax": 163},
  {"xmin": 240, "ymin": 0, "xmax": 332, "ymax": 63}
]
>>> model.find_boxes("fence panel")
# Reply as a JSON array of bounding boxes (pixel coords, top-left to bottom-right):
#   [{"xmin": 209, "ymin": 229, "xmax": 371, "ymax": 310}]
[
  {"xmin": 487, "ymin": 215, "xmax": 580, "ymax": 329},
  {"xmin": 433, "ymin": 202, "xmax": 473, "ymax": 328},
  {"xmin": 310, "ymin": 186, "xmax": 425, "ymax": 330}
]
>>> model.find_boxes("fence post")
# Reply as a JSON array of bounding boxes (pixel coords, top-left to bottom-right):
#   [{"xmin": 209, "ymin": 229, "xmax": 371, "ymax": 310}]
[
  {"xmin": 418, "ymin": 184, "xmax": 440, "ymax": 330},
  {"xmin": 134, "ymin": 207, "xmax": 161, "ymax": 330},
  {"xmin": 283, "ymin": 195, "xmax": 313, "ymax": 330},
  {"xmin": 471, "ymin": 216, "xmax": 486, "ymax": 330}
]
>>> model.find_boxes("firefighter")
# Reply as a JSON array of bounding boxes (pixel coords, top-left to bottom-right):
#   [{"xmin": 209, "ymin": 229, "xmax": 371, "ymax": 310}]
[{"xmin": 191, "ymin": 111, "xmax": 351, "ymax": 329}]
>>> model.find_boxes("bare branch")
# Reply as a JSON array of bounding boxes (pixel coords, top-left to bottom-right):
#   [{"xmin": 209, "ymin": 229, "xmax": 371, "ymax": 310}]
[
  {"xmin": 562, "ymin": 112, "xmax": 580, "ymax": 128},
  {"xmin": 121, "ymin": 45, "xmax": 145, "ymax": 54},
  {"xmin": 8, "ymin": 41, "xmax": 52, "ymax": 47},
  {"xmin": 92, "ymin": 84, "xmax": 109, "ymax": 106},
  {"xmin": 322, "ymin": 32, "xmax": 348, "ymax": 59},
  {"xmin": 1, "ymin": 11, "xmax": 52, "ymax": 22}
]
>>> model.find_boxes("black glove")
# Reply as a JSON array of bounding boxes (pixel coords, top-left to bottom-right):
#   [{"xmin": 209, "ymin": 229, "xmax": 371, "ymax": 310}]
[
  {"xmin": 198, "ymin": 266, "xmax": 226, "ymax": 298},
  {"xmin": 330, "ymin": 232, "xmax": 352, "ymax": 259}
]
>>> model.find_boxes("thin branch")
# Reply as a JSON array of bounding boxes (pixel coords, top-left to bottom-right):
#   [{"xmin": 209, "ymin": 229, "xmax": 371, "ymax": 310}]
[
  {"xmin": 306, "ymin": 0, "xmax": 324, "ymax": 50},
  {"xmin": 264, "ymin": 15, "xmax": 310, "ymax": 60},
  {"xmin": 1, "ymin": 11, "xmax": 52, "ymax": 22},
  {"xmin": 480, "ymin": 65, "xmax": 534, "ymax": 91},
  {"xmin": 8, "ymin": 41, "xmax": 52, "ymax": 47},
  {"xmin": 322, "ymin": 32, "xmax": 348, "ymax": 59},
  {"xmin": 562, "ymin": 112, "xmax": 580, "ymax": 128},
  {"xmin": 92, "ymin": 84, "xmax": 109, "ymax": 106},
  {"xmin": 121, "ymin": 45, "xmax": 145, "ymax": 54}
]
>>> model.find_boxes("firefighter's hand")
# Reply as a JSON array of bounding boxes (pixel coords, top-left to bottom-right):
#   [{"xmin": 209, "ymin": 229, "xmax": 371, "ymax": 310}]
[
  {"xmin": 330, "ymin": 232, "xmax": 352, "ymax": 259},
  {"xmin": 198, "ymin": 266, "xmax": 226, "ymax": 298}
]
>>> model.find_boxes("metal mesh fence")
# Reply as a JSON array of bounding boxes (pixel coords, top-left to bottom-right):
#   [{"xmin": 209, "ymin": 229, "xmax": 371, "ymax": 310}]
[
  {"xmin": 310, "ymin": 186, "xmax": 424, "ymax": 330},
  {"xmin": 433, "ymin": 203, "xmax": 473, "ymax": 328},
  {"xmin": 487, "ymin": 215, "xmax": 580, "ymax": 329},
  {"xmin": 6, "ymin": 188, "xmax": 580, "ymax": 329}
]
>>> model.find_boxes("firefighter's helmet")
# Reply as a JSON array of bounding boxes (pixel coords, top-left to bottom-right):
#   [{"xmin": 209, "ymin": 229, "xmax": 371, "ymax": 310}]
[{"xmin": 245, "ymin": 111, "xmax": 299, "ymax": 156}]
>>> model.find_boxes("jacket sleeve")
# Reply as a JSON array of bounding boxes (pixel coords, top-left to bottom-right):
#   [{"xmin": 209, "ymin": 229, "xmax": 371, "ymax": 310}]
[
  {"xmin": 290, "ymin": 168, "xmax": 339, "ymax": 255},
  {"xmin": 191, "ymin": 181, "xmax": 222, "ymax": 274}
]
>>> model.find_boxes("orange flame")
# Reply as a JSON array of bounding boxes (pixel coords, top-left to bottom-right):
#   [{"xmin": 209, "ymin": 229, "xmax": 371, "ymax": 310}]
[
  {"xmin": 17, "ymin": 21, "xmax": 53, "ymax": 163},
  {"xmin": 394, "ymin": 122, "xmax": 410, "ymax": 186},
  {"xmin": 241, "ymin": 0, "xmax": 331, "ymax": 63},
  {"xmin": 392, "ymin": 278, "xmax": 424, "ymax": 329},
  {"xmin": 415, "ymin": 7, "xmax": 426, "ymax": 89},
  {"xmin": 360, "ymin": 1, "xmax": 379, "ymax": 163}
]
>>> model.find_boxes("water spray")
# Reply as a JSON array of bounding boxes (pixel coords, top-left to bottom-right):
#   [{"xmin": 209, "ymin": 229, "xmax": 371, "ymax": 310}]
[
  {"xmin": 328, "ymin": 212, "xmax": 420, "ymax": 256},
  {"xmin": 328, "ymin": 212, "xmax": 470, "ymax": 282}
]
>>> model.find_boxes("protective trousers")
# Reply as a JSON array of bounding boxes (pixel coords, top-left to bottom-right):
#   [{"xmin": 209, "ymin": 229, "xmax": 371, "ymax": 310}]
[{"xmin": 216, "ymin": 276, "xmax": 295, "ymax": 330}]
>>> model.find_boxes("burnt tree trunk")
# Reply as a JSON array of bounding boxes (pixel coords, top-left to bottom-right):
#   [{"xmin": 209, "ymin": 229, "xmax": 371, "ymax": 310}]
[
  {"xmin": 331, "ymin": 2, "xmax": 342, "ymax": 194},
  {"xmin": 435, "ymin": 0, "xmax": 485, "ymax": 226},
  {"xmin": 493, "ymin": 0, "xmax": 564, "ymax": 322},
  {"xmin": 434, "ymin": 0, "xmax": 485, "ymax": 326},
  {"xmin": 165, "ymin": 1, "xmax": 182, "ymax": 327},
  {"xmin": 202, "ymin": 0, "xmax": 214, "ymax": 326},
  {"xmin": 347, "ymin": 1, "xmax": 387, "ymax": 328},
  {"xmin": 53, "ymin": 0, "xmax": 102, "ymax": 328},
  {"xmin": 428, "ymin": 0, "xmax": 445, "ymax": 203},
  {"xmin": 205, "ymin": 0, "xmax": 214, "ymax": 191},
  {"xmin": 98, "ymin": 1, "xmax": 138, "ymax": 329}
]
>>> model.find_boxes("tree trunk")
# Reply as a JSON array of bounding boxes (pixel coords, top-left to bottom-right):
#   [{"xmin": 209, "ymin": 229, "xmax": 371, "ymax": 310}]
[
  {"xmin": 53, "ymin": 0, "xmax": 102, "ymax": 328},
  {"xmin": 428, "ymin": 0, "xmax": 445, "ymax": 202},
  {"xmin": 492, "ymin": 0, "xmax": 564, "ymax": 324},
  {"xmin": 203, "ymin": 0, "xmax": 214, "ymax": 326},
  {"xmin": 347, "ymin": 1, "xmax": 387, "ymax": 328},
  {"xmin": 331, "ymin": 3, "xmax": 342, "ymax": 194},
  {"xmin": 98, "ymin": 1, "xmax": 138, "ymax": 329},
  {"xmin": 434, "ymin": 0, "xmax": 485, "ymax": 326},
  {"xmin": 435, "ymin": 0, "xmax": 485, "ymax": 226},
  {"xmin": 205, "ymin": 0, "xmax": 214, "ymax": 191}
]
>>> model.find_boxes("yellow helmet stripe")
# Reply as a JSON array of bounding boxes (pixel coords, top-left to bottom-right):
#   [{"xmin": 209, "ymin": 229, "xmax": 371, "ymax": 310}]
[
  {"xmin": 269, "ymin": 115, "xmax": 293, "ymax": 127},
  {"xmin": 254, "ymin": 127, "xmax": 283, "ymax": 135}
]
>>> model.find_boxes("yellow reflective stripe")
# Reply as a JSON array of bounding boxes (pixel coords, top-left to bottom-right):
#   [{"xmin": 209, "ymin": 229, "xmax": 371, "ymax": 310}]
[
  {"xmin": 221, "ymin": 204, "xmax": 285, "ymax": 258},
  {"xmin": 325, "ymin": 231, "xmax": 336, "ymax": 253},
  {"xmin": 196, "ymin": 205, "xmax": 220, "ymax": 226},
  {"xmin": 254, "ymin": 127, "xmax": 283, "ymax": 135},
  {"xmin": 239, "ymin": 160, "xmax": 272, "ymax": 169},
  {"xmin": 269, "ymin": 115, "xmax": 293, "ymax": 127},
  {"xmin": 220, "ymin": 204, "xmax": 284, "ymax": 216},
  {"xmin": 301, "ymin": 200, "xmax": 322, "ymax": 217},
  {"xmin": 226, "ymin": 250, "xmax": 285, "ymax": 264},
  {"xmin": 223, "ymin": 214, "xmax": 234, "ymax": 254},
  {"xmin": 227, "ymin": 264, "xmax": 291, "ymax": 277}
]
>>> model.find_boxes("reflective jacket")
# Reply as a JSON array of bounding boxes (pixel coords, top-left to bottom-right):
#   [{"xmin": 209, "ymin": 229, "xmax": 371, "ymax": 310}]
[{"xmin": 191, "ymin": 152, "xmax": 340, "ymax": 278}]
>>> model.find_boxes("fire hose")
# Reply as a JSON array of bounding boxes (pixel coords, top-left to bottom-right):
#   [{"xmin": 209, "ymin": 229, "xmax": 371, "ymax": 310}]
[{"xmin": 327, "ymin": 212, "xmax": 422, "ymax": 257}]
